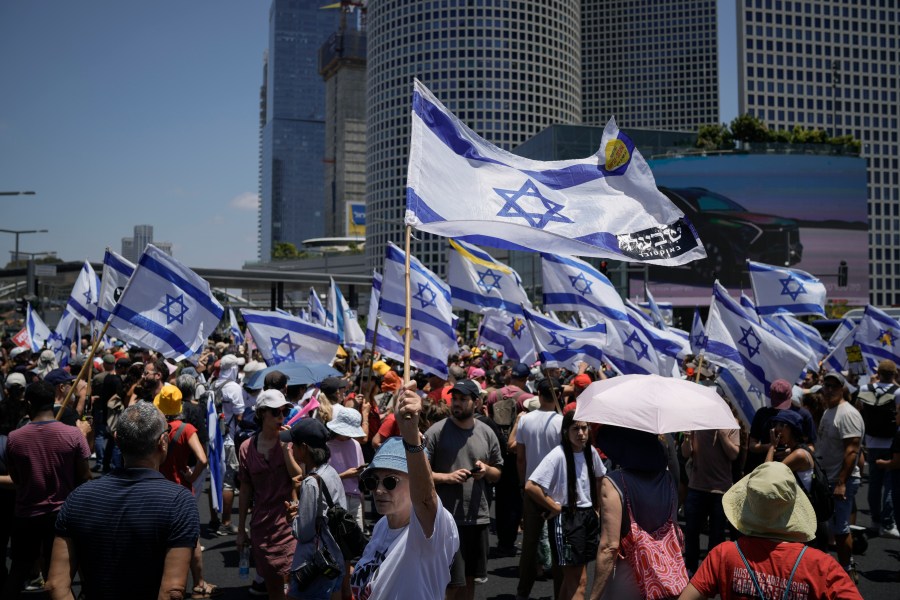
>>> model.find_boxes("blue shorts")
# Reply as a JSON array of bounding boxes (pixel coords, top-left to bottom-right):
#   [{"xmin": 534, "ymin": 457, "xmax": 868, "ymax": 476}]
[{"xmin": 827, "ymin": 477, "xmax": 860, "ymax": 536}]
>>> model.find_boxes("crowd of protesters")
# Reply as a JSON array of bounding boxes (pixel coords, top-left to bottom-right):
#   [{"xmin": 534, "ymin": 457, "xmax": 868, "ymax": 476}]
[{"xmin": 1, "ymin": 332, "xmax": 896, "ymax": 599}]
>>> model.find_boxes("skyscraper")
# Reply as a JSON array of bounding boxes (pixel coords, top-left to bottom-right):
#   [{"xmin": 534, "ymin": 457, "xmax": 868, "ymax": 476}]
[
  {"xmin": 258, "ymin": 0, "xmax": 339, "ymax": 261},
  {"xmin": 364, "ymin": 0, "xmax": 582, "ymax": 277},
  {"xmin": 121, "ymin": 225, "xmax": 171, "ymax": 261},
  {"xmin": 738, "ymin": 0, "xmax": 899, "ymax": 304},
  {"xmin": 581, "ymin": 0, "xmax": 720, "ymax": 130}
]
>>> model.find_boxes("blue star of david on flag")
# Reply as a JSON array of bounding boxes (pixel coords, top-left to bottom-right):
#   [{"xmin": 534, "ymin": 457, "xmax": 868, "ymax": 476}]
[
  {"xmin": 548, "ymin": 331, "xmax": 575, "ymax": 351},
  {"xmin": 746, "ymin": 382, "xmax": 763, "ymax": 399},
  {"xmin": 159, "ymin": 294, "xmax": 188, "ymax": 325},
  {"xmin": 270, "ymin": 333, "xmax": 301, "ymax": 364},
  {"xmin": 494, "ymin": 179, "xmax": 573, "ymax": 230},
  {"xmin": 624, "ymin": 331, "xmax": 650, "ymax": 361},
  {"xmin": 412, "ymin": 282, "xmax": 438, "ymax": 309},
  {"xmin": 779, "ymin": 275, "xmax": 807, "ymax": 301},
  {"xmin": 476, "ymin": 268, "xmax": 503, "ymax": 294},
  {"xmin": 83, "ymin": 290, "xmax": 94, "ymax": 304},
  {"xmin": 738, "ymin": 326, "xmax": 762, "ymax": 358},
  {"xmin": 568, "ymin": 272, "xmax": 594, "ymax": 296},
  {"xmin": 692, "ymin": 332, "xmax": 708, "ymax": 350},
  {"xmin": 878, "ymin": 328, "xmax": 896, "ymax": 348},
  {"xmin": 48, "ymin": 330, "xmax": 64, "ymax": 345},
  {"xmin": 507, "ymin": 317, "xmax": 526, "ymax": 340},
  {"xmin": 391, "ymin": 325, "xmax": 420, "ymax": 341}
]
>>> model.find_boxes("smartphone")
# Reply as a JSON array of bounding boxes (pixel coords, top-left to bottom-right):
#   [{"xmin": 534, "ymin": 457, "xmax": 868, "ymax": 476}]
[{"xmin": 470, "ymin": 465, "xmax": 483, "ymax": 473}]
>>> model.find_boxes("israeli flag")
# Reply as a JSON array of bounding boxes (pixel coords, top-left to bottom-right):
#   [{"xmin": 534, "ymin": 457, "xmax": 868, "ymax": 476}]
[
  {"xmin": 66, "ymin": 261, "xmax": 101, "ymax": 327},
  {"xmin": 25, "ymin": 303, "xmax": 52, "ymax": 352},
  {"xmin": 308, "ymin": 288, "xmax": 327, "ymax": 326},
  {"xmin": 704, "ymin": 281, "xmax": 812, "ymax": 423},
  {"xmin": 623, "ymin": 305, "xmax": 686, "ymax": 375},
  {"xmin": 523, "ymin": 307, "xmax": 607, "ymax": 372},
  {"xmin": 52, "ymin": 309, "xmax": 78, "ymax": 366},
  {"xmin": 643, "ymin": 285, "xmax": 668, "ymax": 330},
  {"xmin": 228, "ymin": 308, "xmax": 244, "ymax": 346},
  {"xmin": 97, "ymin": 249, "xmax": 135, "ymax": 325},
  {"xmin": 763, "ymin": 315, "xmax": 821, "ymax": 372},
  {"xmin": 541, "ymin": 254, "xmax": 628, "ymax": 322},
  {"xmin": 749, "ymin": 261, "xmax": 826, "ymax": 317},
  {"xmin": 207, "ymin": 393, "xmax": 225, "ymax": 512},
  {"xmin": 849, "ymin": 305, "xmax": 900, "ymax": 372},
  {"xmin": 241, "ymin": 309, "xmax": 340, "ymax": 367},
  {"xmin": 740, "ymin": 294, "xmax": 759, "ymax": 318},
  {"xmin": 110, "ymin": 244, "xmax": 225, "ymax": 361},
  {"xmin": 822, "ymin": 317, "xmax": 856, "ymax": 371},
  {"xmin": 329, "ymin": 278, "xmax": 365, "ymax": 354},
  {"xmin": 448, "ymin": 239, "xmax": 532, "ymax": 314},
  {"xmin": 405, "ymin": 79, "xmax": 706, "ymax": 265},
  {"xmin": 365, "ymin": 271, "xmax": 406, "ymax": 364},
  {"xmin": 690, "ymin": 308, "xmax": 708, "ymax": 355},
  {"xmin": 477, "ymin": 309, "xmax": 536, "ymax": 364},
  {"xmin": 379, "ymin": 242, "xmax": 458, "ymax": 378},
  {"xmin": 830, "ymin": 317, "xmax": 856, "ymax": 347}
]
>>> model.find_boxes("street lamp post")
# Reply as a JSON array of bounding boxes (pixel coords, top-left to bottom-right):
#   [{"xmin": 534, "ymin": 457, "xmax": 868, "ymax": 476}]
[
  {"xmin": 0, "ymin": 191, "xmax": 36, "ymax": 196},
  {"xmin": 0, "ymin": 229, "xmax": 49, "ymax": 263}
]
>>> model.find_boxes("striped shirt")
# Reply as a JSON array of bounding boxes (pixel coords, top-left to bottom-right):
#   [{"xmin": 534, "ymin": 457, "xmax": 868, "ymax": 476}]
[{"xmin": 55, "ymin": 468, "xmax": 199, "ymax": 600}]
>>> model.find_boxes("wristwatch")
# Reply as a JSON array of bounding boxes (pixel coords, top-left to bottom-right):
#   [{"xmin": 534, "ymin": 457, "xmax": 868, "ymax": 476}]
[{"xmin": 403, "ymin": 436, "xmax": 426, "ymax": 453}]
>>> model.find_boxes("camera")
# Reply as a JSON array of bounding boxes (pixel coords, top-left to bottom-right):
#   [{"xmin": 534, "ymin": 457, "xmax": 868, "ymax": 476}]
[{"xmin": 292, "ymin": 547, "xmax": 341, "ymax": 590}]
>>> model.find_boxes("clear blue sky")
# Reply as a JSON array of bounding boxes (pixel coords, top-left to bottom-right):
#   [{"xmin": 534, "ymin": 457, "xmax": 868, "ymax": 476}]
[{"xmin": 0, "ymin": 1, "xmax": 738, "ymax": 270}]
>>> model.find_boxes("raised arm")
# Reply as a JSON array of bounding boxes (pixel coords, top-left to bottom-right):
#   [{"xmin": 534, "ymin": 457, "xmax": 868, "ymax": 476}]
[{"xmin": 397, "ymin": 385, "xmax": 439, "ymax": 537}]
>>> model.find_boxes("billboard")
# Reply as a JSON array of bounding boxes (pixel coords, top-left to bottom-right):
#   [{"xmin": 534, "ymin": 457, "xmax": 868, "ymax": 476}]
[
  {"xmin": 347, "ymin": 202, "xmax": 365, "ymax": 237},
  {"xmin": 632, "ymin": 153, "xmax": 868, "ymax": 307}
]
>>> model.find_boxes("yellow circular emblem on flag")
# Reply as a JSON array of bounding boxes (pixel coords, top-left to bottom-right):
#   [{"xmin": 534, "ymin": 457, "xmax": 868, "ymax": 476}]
[{"xmin": 605, "ymin": 139, "xmax": 630, "ymax": 171}]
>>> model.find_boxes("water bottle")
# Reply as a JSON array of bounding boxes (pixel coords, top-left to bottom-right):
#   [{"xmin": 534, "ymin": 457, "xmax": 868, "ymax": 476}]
[{"xmin": 238, "ymin": 545, "xmax": 250, "ymax": 580}]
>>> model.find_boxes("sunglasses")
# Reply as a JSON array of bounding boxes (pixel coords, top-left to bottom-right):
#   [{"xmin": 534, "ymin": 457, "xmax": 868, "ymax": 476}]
[
  {"xmin": 268, "ymin": 406, "xmax": 291, "ymax": 417},
  {"xmin": 361, "ymin": 474, "xmax": 402, "ymax": 492}
]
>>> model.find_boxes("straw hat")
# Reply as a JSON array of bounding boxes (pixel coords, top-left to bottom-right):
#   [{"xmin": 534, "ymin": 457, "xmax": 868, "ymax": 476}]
[
  {"xmin": 722, "ymin": 462, "xmax": 816, "ymax": 543},
  {"xmin": 153, "ymin": 384, "xmax": 183, "ymax": 417}
]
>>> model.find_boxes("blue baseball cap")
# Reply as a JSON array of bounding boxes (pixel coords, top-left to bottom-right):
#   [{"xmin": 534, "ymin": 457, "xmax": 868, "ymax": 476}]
[{"xmin": 770, "ymin": 409, "xmax": 804, "ymax": 436}]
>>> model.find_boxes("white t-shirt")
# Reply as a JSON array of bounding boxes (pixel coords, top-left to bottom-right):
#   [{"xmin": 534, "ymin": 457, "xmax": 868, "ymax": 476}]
[
  {"xmin": 515, "ymin": 410, "xmax": 564, "ymax": 479},
  {"xmin": 215, "ymin": 379, "xmax": 244, "ymax": 446},
  {"xmin": 350, "ymin": 496, "xmax": 458, "ymax": 600},
  {"xmin": 529, "ymin": 445, "xmax": 606, "ymax": 508},
  {"xmin": 816, "ymin": 401, "xmax": 865, "ymax": 481}
]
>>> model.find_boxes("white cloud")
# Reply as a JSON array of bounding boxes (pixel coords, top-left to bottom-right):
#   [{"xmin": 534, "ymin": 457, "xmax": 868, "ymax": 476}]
[{"xmin": 230, "ymin": 192, "xmax": 259, "ymax": 211}]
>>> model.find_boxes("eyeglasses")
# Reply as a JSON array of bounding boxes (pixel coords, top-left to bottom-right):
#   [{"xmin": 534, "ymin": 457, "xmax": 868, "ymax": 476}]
[
  {"xmin": 268, "ymin": 406, "xmax": 291, "ymax": 417},
  {"xmin": 361, "ymin": 474, "xmax": 402, "ymax": 492}
]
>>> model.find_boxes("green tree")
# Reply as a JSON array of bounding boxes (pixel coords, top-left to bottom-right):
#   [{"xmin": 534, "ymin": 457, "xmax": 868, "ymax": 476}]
[
  {"xmin": 272, "ymin": 242, "xmax": 300, "ymax": 260},
  {"xmin": 729, "ymin": 113, "xmax": 769, "ymax": 143},
  {"xmin": 695, "ymin": 123, "xmax": 734, "ymax": 150}
]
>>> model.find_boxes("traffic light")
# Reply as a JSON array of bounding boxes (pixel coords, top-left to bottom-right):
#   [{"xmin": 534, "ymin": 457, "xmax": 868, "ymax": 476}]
[{"xmin": 837, "ymin": 260, "xmax": 848, "ymax": 287}]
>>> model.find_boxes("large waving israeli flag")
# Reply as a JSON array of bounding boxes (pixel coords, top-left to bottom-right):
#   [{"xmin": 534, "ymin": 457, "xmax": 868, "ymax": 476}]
[
  {"xmin": 405, "ymin": 79, "xmax": 706, "ymax": 265},
  {"xmin": 241, "ymin": 309, "xmax": 339, "ymax": 366},
  {"xmin": 448, "ymin": 239, "xmax": 532, "ymax": 314},
  {"xmin": 97, "ymin": 249, "xmax": 135, "ymax": 326},
  {"xmin": 849, "ymin": 305, "xmax": 900, "ymax": 371},
  {"xmin": 749, "ymin": 261, "xmax": 826, "ymax": 317},
  {"xmin": 110, "ymin": 244, "xmax": 225, "ymax": 361},
  {"xmin": 523, "ymin": 307, "xmax": 607, "ymax": 372},
  {"xmin": 379, "ymin": 242, "xmax": 458, "ymax": 378},
  {"xmin": 705, "ymin": 281, "xmax": 812, "ymax": 423},
  {"xmin": 26, "ymin": 303, "xmax": 52, "ymax": 352},
  {"xmin": 624, "ymin": 304, "xmax": 686, "ymax": 375},
  {"xmin": 66, "ymin": 261, "xmax": 101, "ymax": 327},
  {"xmin": 541, "ymin": 254, "xmax": 628, "ymax": 322},
  {"xmin": 690, "ymin": 308, "xmax": 708, "ymax": 356},
  {"xmin": 364, "ymin": 271, "xmax": 407, "ymax": 365},
  {"xmin": 477, "ymin": 309, "xmax": 536, "ymax": 364}
]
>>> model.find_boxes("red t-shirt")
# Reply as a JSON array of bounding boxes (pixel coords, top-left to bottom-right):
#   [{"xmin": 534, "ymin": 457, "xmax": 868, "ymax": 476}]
[
  {"xmin": 159, "ymin": 420, "xmax": 198, "ymax": 491},
  {"xmin": 376, "ymin": 412, "xmax": 401, "ymax": 439},
  {"xmin": 690, "ymin": 537, "xmax": 862, "ymax": 600},
  {"xmin": 6, "ymin": 420, "xmax": 91, "ymax": 517},
  {"xmin": 426, "ymin": 384, "xmax": 452, "ymax": 405}
]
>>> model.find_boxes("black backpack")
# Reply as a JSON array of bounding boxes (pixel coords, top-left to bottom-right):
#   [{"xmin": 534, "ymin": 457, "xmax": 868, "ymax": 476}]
[
  {"xmin": 310, "ymin": 473, "xmax": 369, "ymax": 561},
  {"xmin": 797, "ymin": 444, "xmax": 834, "ymax": 523},
  {"xmin": 857, "ymin": 383, "xmax": 898, "ymax": 439}
]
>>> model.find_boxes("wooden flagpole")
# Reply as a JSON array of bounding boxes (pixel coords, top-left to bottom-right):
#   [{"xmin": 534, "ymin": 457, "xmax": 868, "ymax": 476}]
[
  {"xmin": 56, "ymin": 320, "xmax": 112, "ymax": 421},
  {"xmin": 402, "ymin": 225, "xmax": 413, "ymax": 419}
]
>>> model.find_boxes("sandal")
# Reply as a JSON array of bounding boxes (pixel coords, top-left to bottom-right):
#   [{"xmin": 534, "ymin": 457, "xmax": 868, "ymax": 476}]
[{"xmin": 192, "ymin": 582, "xmax": 221, "ymax": 598}]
